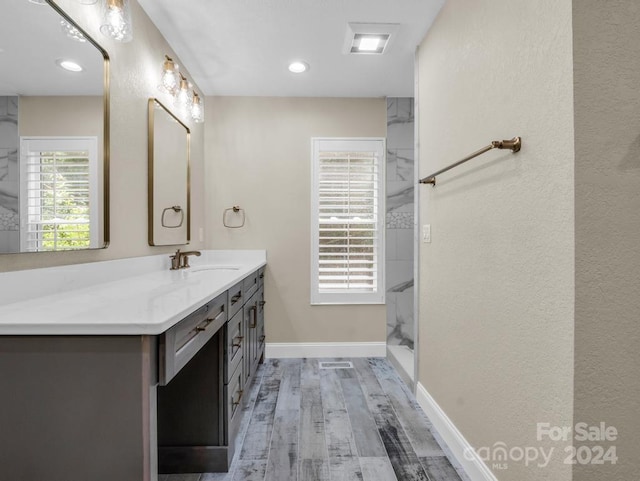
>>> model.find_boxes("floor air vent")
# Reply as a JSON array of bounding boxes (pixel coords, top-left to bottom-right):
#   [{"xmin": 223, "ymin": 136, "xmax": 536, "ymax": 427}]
[{"xmin": 319, "ymin": 361, "xmax": 353, "ymax": 369}]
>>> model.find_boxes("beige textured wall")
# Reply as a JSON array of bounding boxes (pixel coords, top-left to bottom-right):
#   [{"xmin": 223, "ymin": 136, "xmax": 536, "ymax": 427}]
[
  {"xmin": 573, "ymin": 1, "xmax": 640, "ymax": 479},
  {"xmin": 205, "ymin": 97, "xmax": 387, "ymax": 343},
  {"xmin": 0, "ymin": 0, "xmax": 205, "ymax": 272},
  {"xmin": 19, "ymin": 96, "xmax": 102, "ymax": 139},
  {"xmin": 417, "ymin": 1, "xmax": 574, "ymax": 480}
]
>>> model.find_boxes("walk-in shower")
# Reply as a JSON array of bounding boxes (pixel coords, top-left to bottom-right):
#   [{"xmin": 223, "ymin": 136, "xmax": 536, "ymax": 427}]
[{"xmin": 385, "ymin": 97, "xmax": 415, "ymax": 384}]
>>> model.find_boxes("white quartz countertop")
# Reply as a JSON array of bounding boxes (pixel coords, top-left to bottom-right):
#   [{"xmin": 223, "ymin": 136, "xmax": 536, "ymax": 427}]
[{"xmin": 0, "ymin": 250, "xmax": 266, "ymax": 335}]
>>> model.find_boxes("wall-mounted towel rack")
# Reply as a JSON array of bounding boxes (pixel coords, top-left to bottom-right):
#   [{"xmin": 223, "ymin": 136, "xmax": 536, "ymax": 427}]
[{"xmin": 419, "ymin": 137, "xmax": 522, "ymax": 186}]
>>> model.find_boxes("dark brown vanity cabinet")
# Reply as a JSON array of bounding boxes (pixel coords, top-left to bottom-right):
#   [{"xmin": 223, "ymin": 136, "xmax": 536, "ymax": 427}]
[{"xmin": 158, "ymin": 266, "xmax": 266, "ymax": 474}]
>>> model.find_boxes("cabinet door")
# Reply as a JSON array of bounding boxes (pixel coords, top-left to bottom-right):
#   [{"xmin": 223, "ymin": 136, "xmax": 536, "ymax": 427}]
[
  {"xmin": 256, "ymin": 287, "xmax": 265, "ymax": 366},
  {"xmin": 243, "ymin": 293, "xmax": 257, "ymax": 385}
]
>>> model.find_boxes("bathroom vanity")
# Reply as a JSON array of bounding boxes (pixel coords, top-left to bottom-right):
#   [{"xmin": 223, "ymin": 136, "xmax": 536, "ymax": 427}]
[{"xmin": 0, "ymin": 250, "xmax": 266, "ymax": 481}]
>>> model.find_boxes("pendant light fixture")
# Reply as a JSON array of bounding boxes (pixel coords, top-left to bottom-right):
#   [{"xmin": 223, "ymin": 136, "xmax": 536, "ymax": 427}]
[{"xmin": 100, "ymin": 0, "xmax": 133, "ymax": 43}]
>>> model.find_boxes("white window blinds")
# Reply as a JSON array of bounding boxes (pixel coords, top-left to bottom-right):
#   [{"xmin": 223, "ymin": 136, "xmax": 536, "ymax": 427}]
[
  {"xmin": 311, "ymin": 138, "xmax": 385, "ymax": 305},
  {"xmin": 20, "ymin": 137, "xmax": 98, "ymax": 252}
]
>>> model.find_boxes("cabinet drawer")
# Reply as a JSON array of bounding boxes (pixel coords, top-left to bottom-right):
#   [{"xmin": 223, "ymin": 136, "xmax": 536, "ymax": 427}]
[
  {"xmin": 243, "ymin": 271, "xmax": 259, "ymax": 300},
  {"xmin": 159, "ymin": 292, "xmax": 227, "ymax": 385},
  {"xmin": 227, "ymin": 280, "xmax": 244, "ymax": 319},
  {"xmin": 225, "ymin": 310, "xmax": 243, "ymax": 383},
  {"xmin": 225, "ymin": 361, "xmax": 244, "ymax": 422}
]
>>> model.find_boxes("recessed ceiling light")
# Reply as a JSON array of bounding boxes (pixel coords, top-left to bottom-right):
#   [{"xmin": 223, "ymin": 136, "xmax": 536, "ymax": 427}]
[
  {"xmin": 288, "ymin": 61, "xmax": 309, "ymax": 74},
  {"xmin": 56, "ymin": 59, "xmax": 83, "ymax": 72}
]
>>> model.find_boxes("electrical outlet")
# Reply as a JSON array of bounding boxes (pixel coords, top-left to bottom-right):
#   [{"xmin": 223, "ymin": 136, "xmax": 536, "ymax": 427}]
[{"xmin": 422, "ymin": 224, "xmax": 431, "ymax": 243}]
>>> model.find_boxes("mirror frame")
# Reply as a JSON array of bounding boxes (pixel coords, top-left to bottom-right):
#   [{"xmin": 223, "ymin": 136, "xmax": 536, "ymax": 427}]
[
  {"xmin": 3, "ymin": 0, "xmax": 111, "ymax": 253},
  {"xmin": 147, "ymin": 98, "xmax": 191, "ymax": 246}
]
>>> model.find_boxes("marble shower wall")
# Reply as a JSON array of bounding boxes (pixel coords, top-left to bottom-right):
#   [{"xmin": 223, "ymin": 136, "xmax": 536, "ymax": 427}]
[
  {"xmin": 386, "ymin": 98, "xmax": 414, "ymax": 349},
  {"xmin": 0, "ymin": 96, "xmax": 19, "ymax": 253}
]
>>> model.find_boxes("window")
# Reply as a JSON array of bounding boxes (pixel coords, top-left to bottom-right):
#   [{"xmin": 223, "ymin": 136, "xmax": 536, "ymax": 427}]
[
  {"xmin": 20, "ymin": 137, "xmax": 98, "ymax": 252},
  {"xmin": 311, "ymin": 138, "xmax": 385, "ymax": 304}
]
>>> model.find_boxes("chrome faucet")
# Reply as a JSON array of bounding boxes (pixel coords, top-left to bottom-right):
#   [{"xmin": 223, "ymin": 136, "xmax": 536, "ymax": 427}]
[{"xmin": 170, "ymin": 249, "xmax": 201, "ymax": 270}]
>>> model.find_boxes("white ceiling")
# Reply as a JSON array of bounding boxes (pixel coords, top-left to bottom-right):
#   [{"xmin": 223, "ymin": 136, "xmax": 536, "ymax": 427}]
[
  {"xmin": 0, "ymin": 1, "xmax": 104, "ymax": 96},
  {"xmin": 137, "ymin": 0, "xmax": 444, "ymax": 98}
]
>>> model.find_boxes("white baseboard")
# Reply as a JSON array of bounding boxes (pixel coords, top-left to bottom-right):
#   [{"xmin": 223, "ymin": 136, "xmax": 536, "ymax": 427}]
[
  {"xmin": 416, "ymin": 382, "xmax": 498, "ymax": 481},
  {"xmin": 265, "ymin": 342, "xmax": 386, "ymax": 359}
]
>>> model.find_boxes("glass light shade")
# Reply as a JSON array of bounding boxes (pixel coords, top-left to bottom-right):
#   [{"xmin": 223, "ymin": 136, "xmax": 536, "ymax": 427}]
[
  {"xmin": 159, "ymin": 56, "xmax": 179, "ymax": 95},
  {"xmin": 60, "ymin": 19, "xmax": 86, "ymax": 42},
  {"xmin": 175, "ymin": 76, "xmax": 192, "ymax": 112},
  {"xmin": 191, "ymin": 93, "xmax": 204, "ymax": 123},
  {"xmin": 100, "ymin": 0, "xmax": 133, "ymax": 43}
]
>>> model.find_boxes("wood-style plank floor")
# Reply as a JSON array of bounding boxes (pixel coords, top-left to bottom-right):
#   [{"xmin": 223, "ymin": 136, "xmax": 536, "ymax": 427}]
[{"xmin": 161, "ymin": 358, "xmax": 469, "ymax": 481}]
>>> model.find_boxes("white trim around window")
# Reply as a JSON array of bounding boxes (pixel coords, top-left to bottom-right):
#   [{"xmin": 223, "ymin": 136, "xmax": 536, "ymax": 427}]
[
  {"xmin": 19, "ymin": 137, "xmax": 99, "ymax": 252},
  {"xmin": 310, "ymin": 137, "xmax": 385, "ymax": 305}
]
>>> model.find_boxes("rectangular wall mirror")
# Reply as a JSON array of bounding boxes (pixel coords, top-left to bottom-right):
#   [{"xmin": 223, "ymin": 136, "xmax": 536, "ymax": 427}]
[
  {"xmin": 148, "ymin": 99, "xmax": 190, "ymax": 246},
  {"xmin": 0, "ymin": 0, "xmax": 109, "ymax": 254}
]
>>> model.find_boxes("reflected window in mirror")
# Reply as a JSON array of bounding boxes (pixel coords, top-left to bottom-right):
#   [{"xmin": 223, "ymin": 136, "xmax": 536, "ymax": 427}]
[
  {"xmin": 20, "ymin": 137, "xmax": 99, "ymax": 252},
  {"xmin": 0, "ymin": 0, "xmax": 109, "ymax": 254}
]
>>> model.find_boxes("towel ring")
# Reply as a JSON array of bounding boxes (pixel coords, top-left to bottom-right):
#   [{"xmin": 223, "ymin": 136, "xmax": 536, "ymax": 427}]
[
  {"xmin": 223, "ymin": 206, "xmax": 245, "ymax": 228},
  {"xmin": 161, "ymin": 205, "xmax": 184, "ymax": 228}
]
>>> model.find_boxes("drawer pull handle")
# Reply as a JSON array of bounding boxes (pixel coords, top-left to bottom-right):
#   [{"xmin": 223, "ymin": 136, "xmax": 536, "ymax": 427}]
[
  {"xmin": 249, "ymin": 306, "xmax": 257, "ymax": 328},
  {"xmin": 259, "ymin": 335, "xmax": 266, "ymax": 342},
  {"xmin": 259, "ymin": 300, "xmax": 266, "ymax": 307},
  {"xmin": 195, "ymin": 306, "xmax": 226, "ymax": 332},
  {"xmin": 195, "ymin": 306, "xmax": 225, "ymax": 332},
  {"xmin": 232, "ymin": 336, "xmax": 244, "ymax": 348},
  {"xmin": 259, "ymin": 273, "xmax": 264, "ymax": 279},
  {"xmin": 232, "ymin": 389, "xmax": 244, "ymax": 407},
  {"xmin": 195, "ymin": 319, "xmax": 213, "ymax": 332},
  {"xmin": 231, "ymin": 293, "xmax": 242, "ymax": 304}
]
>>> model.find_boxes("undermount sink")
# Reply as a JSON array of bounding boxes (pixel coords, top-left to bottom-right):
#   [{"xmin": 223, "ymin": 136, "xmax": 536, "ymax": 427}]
[{"xmin": 188, "ymin": 265, "xmax": 240, "ymax": 273}]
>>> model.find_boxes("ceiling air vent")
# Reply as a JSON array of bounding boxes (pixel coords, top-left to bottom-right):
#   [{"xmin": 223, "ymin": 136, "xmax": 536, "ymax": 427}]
[{"xmin": 343, "ymin": 23, "xmax": 400, "ymax": 55}]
